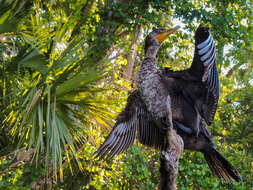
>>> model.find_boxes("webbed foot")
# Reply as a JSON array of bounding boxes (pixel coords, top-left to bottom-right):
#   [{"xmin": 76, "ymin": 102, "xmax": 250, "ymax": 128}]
[
  {"xmin": 174, "ymin": 121, "xmax": 192, "ymax": 134},
  {"xmin": 174, "ymin": 121, "xmax": 200, "ymax": 137}
]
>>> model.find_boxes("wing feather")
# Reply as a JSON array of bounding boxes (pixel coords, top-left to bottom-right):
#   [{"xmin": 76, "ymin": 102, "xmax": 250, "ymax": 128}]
[
  {"xmin": 93, "ymin": 90, "xmax": 139, "ymax": 160},
  {"xmin": 93, "ymin": 90, "xmax": 168, "ymax": 160},
  {"xmin": 159, "ymin": 25, "xmax": 219, "ymax": 126},
  {"xmin": 190, "ymin": 25, "xmax": 220, "ymax": 125},
  {"xmin": 201, "ymin": 40, "xmax": 215, "ymax": 61}
]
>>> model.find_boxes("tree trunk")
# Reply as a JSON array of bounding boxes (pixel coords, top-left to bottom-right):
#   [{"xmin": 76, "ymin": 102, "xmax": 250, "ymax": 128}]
[
  {"xmin": 159, "ymin": 129, "xmax": 184, "ymax": 190},
  {"xmin": 123, "ymin": 25, "xmax": 142, "ymax": 82}
]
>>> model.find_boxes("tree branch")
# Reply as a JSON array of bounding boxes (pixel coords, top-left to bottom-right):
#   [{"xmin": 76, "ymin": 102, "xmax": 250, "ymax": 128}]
[
  {"xmin": 159, "ymin": 129, "xmax": 184, "ymax": 190},
  {"xmin": 123, "ymin": 25, "xmax": 142, "ymax": 82}
]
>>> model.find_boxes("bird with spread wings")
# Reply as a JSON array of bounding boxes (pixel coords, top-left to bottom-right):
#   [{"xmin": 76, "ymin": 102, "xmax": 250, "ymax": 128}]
[{"xmin": 93, "ymin": 24, "xmax": 241, "ymax": 182}]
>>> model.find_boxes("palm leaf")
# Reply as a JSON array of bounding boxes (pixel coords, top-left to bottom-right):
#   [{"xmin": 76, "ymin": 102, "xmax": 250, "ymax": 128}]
[
  {"xmin": 17, "ymin": 49, "xmax": 48, "ymax": 74},
  {"xmin": 1, "ymin": 0, "xmax": 116, "ymax": 181}
]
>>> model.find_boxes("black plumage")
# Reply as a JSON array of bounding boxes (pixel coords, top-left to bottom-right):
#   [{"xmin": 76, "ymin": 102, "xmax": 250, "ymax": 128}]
[
  {"xmin": 175, "ymin": 120, "xmax": 241, "ymax": 182},
  {"xmin": 160, "ymin": 24, "xmax": 219, "ymax": 135},
  {"xmin": 93, "ymin": 24, "xmax": 241, "ymax": 182}
]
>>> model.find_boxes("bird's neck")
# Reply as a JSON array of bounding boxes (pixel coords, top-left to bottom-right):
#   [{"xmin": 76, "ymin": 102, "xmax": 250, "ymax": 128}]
[{"xmin": 144, "ymin": 45, "xmax": 159, "ymax": 60}]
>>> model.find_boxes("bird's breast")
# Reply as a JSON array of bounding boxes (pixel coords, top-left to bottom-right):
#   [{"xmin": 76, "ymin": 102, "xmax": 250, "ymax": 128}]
[{"xmin": 136, "ymin": 65, "xmax": 170, "ymax": 118}]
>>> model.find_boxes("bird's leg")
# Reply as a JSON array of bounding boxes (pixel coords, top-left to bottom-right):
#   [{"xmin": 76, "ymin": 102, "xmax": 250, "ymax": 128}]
[
  {"xmin": 192, "ymin": 127, "xmax": 200, "ymax": 138},
  {"xmin": 193, "ymin": 113, "xmax": 201, "ymax": 137}
]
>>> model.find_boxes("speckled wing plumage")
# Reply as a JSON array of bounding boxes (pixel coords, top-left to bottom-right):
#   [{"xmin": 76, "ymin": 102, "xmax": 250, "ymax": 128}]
[
  {"xmin": 137, "ymin": 102, "xmax": 168, "ymax": 150},
  {"xmin": 93, "ymin": 90, "xmax": 168, "ymax": 160},
  {"xmin": 190, "ymin": 25, "xmax": 220, "ymax": 125}
]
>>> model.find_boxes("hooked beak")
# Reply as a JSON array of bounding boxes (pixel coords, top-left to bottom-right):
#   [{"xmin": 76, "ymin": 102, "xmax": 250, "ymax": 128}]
[{"xmin": 156, "ymin": 25, "xmax": 180, "ymax": 44}]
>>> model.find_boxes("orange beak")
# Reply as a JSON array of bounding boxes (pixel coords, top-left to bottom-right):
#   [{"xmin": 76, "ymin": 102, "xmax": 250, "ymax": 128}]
[{"xmin": 156, "ymin": 25, "xmax": 180, "ymax": 44}]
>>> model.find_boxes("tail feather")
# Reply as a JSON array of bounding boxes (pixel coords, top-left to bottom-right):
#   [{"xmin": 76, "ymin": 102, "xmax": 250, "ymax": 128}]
[{"xmin": 203, "ymin": 147, "xmax": 241, "ymax": 182}]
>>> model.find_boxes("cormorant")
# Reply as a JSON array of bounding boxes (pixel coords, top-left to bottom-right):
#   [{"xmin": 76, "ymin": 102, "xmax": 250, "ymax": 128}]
[
  {"xmin": 136, "ymin": 27, "xmax": 180, "ymax": 134},
  {"xmin": 93, "ymin": 24, "xmax": 241, "ymax": 182}
]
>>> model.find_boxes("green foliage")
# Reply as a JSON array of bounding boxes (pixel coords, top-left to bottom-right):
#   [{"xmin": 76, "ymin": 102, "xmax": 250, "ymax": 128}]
[
  {"xmin": 177, "ymin": 151, "xmax": 246, "ymax": 190},
  {"xmin": 121, "ymin": 146, "xmax": 157, "ymax": 189},
  {"xmin": 0, "ymin": 155, "xmax": 45, "ymax": 190},
  {"xmin": 0, "ymin": 0, "xmax": 252, "ymax": 189},
  {"xmin": 178, "ymin": 151, "xmax": 219, "ymax": 190}
]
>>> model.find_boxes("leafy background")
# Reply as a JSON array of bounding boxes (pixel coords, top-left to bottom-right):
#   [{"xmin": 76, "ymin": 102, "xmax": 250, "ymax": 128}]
[{"xmin": 0, "ymin": 0, "xmax": 252, "ymax": 189}]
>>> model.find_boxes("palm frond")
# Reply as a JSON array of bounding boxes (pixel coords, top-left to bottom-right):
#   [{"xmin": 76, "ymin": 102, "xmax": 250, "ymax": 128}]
[{"xmin": 1, "ymin": 0, "xmax": 117, "ymax": 181}]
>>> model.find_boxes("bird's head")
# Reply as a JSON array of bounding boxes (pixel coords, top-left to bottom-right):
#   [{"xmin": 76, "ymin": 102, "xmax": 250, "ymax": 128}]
[{"xmin": 144, "ymin": 26, "xmax": 180, "ymax": 54}]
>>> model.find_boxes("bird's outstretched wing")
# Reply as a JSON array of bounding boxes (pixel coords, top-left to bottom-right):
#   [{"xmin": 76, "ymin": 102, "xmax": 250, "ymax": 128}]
[
  {"xmin": 93, "ymin": 90, "xmax": 168, "ymax": 160},
  {"xmin": 190, "ymin": 24, "xmax": 220, "ymax": 125}
]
